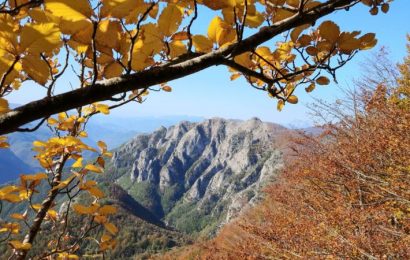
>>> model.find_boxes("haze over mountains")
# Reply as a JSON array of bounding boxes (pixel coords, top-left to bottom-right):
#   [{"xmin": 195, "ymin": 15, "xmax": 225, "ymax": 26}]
[{"xmin": 0, "ymin": 115, "xmax": 202, "ymax": 183}]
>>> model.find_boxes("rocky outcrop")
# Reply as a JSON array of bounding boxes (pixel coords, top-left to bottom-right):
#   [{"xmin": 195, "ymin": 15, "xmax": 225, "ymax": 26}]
[{"xmin": 109, "ymin": 118, "xmax": 290, "ymax": 235}]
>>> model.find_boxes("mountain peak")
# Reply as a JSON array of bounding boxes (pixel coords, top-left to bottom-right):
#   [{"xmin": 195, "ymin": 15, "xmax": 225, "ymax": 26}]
[{"xmin": 108, "ymin": 118, "xmax": 290, "ymax": 235}]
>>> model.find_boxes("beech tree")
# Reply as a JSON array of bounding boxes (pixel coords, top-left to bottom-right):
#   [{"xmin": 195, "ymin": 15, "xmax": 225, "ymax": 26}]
[{"xmin": 0, "ymin": 0, "xmax": 392, "ymax": 259}]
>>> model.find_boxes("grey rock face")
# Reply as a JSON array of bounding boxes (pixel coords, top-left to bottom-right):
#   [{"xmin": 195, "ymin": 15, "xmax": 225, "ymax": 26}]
[{"xmin": 109, "ymin": 118, "xmax": 289, "ymax": 234}]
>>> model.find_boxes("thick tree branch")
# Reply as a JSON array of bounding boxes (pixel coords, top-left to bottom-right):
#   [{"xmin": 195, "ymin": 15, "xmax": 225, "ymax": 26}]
[{"xmin": 0, "ymin": 0, "xmax": 357, "ymax": 135}]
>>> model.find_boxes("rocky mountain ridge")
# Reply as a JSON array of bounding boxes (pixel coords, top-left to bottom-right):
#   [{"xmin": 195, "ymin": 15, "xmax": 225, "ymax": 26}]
[{"xmin": 108, "ymin": 117, "xmax": 291, "ymax": 235}]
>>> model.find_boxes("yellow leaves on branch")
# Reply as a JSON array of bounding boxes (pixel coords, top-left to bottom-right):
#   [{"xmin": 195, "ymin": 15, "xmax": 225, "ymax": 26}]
[
  {"xmin": 0, "ymin": 185, "xmax": 24, "ymax": 203},
  {"xmin": 0, "ymin": 222, "xmax": 20, "ymax": 234},
  {"xmin": 85, "ymin": 164, "xmax": 104, "ymax": 174},
  {"xmin": 80, "ymin": 180, "xmax": 105, "ymax": 198},
  {"xmin": 21, "ymin": 54, "xmax": 50, "ymax": 85},
  {"xmin": 201, "ymin": 0, "xmax": 236, "ymax": 11},
  {"xmin": 45, "ymin": 0, "xmax": 92, "ymax": 22},
  {"xmin": 208, "ymin": 16, "xmax": 236, "ymax": 46},
  {"xmin": 72, "ymin": 203, "xmax": 118, "ymax": 235},
  {"xmin": 158, "ymin": 4, "xmax": 183, "ymax": 37},
  {"xmin": 192, "ymin": 35, "xmax": 213, "ymax": 53},
  {"xmin": 56, "ymin": 253, "xmax": 79, "ymax": 260},
  {"xmin": 96, "ymin": 20, "xmax": 122, "ymax": 50},
  {"xmin": 316, "ymin": 76, "xmax": 330, "ymax": 85},
  {"xmin": 100, "ymin": 233, "xmax": 117, "ymax": 251},
  {"xmin": 287, "ymin": 95, "xmax": 299, "ymax": 104},
  {"xmin": 20, "ymin": 23, "xmax": 61, "ymax": 54},
  {"xmin": 100, "ymin": 0, "xmax": 141, "ymax": 19},
  {"xmin": 162, "ymin": 85, "xmax": 172, "ymax": 92},
  {"xmin": 104, "ymin": 222, "xmax": 118, "ymax": 235},
  {"xmin": 0, "ymin": 98, "xmax": 10, "ymax": 114},
  {"xmin": 9, "ymin": 240, "xmax": 32, "ymax": 251}
]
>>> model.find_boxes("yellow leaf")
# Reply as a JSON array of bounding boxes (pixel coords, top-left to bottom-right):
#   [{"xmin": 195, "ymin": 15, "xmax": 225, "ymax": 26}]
[
  {"xmin": 287, "ymin": 0, "xmax": 300, "ymax": 8},
  {"xmin": 305, "ymin": 83, "xmax": 316, "ymax": 93},
  {"xmin": 45, "ymin": 0, "xmax": 92, "ymax": 22},
  {"xmin": 208, "ymin": 16, "xmax": 236, "ymax": 46},
  {"xmin": 28, "ymin": 8, "xmax": 51, "ymax": 23},
  {"xmin": 0, "ymin": 98, "xmax": 10, "ymax": 114},
  {"xmin": 316, "ymin": 76, "xmax": 330, "ymax": 85},
  {"xmin": 370, "ymin": 6, "xmax": 378, "ymax": 15},
  {"xmin": 202, "ymin": 0, "xmax": 236, "ymax": 10},
  {"xmin": 318, "ymin": 21, "xmax": 340, "ymax": 43},
  {"xmin": 306, "ymin": 46, "xmax": 318, "ymax": 56},
  {"xmin": 100, "ymin": 238, "xmax": 117, "ymax": 251},
  {"xmin": 22, "ymin": 54, "xmax": 50, "ymax": 85},
  {"xmin": 47, "ymin": 118, "xmax": 58, "ymax": 125},
  {"xmin": 67, "ymin": 39, "xmax": 89, "ymax": 53},
  {"xmin": 96, "ymin": 19, "xmax": 122, "ymax": 50},
  {"xmin": 72, "ymin": 204, "xmax": 98, "ymax": 215},
  {"xmin": 272, "ymin": 9, "xmax": 293, "ymax": 23},
  {"xmin": 72, "ymin": 158, "xmax": 83, "ymax": 168},
  {"xmin": 230, "ymin": 73, "xmax": 241, "ymax": 81},
  {"xmin": 291, "ymin": 24, "xmax": 310, "ymax": 44},
  {"xmin": 287, "ymin": 95, "xmax": 299, "ymax": 104},
  {"xmin": 381, "ymin": 3, "xmax": 389, "ymax": 13},
  {"xmin": 97, "ymin": 157, "xmax": 105, "ymax": 168},
  {"xmin": 85, "ymin": 164, "xmax": 103, "ymax": 174},
  {"xmin": 101, "ymin": 233, "xmax": 112, "ymax": 242},
  {"xmin": 158, "ymin": 4, "xmax": 183, "ymax": 37},
  {"xmin": 192, "ymin": 35, "xmax": 213, "ymax": 53},
  {"xmin": 21, "ymin": 173, "xmax": 48, "ymax": 182},
  {"xmin": 96, "ymin": 104, "xmax": 110, "ymax": 115},
  {"xmin": 169, "ymin": 40, "xmax": 187, "ymax": 59},
  {"xmin": 63, "ymin": 20, "xmax": 93, "ymax": 43},
  {"xmin": 10, "ymin": 213, "xmax": 26, "ymax": 220},
  {"xmin": 0, "ymin": 185, "xmax": 20, "ymax": 195},
  {"xmin": 277, "ymin": 100, "xmax": 285, "ymax": 111},
  {"xmin": 9, "ymin": 240, "xmax": 32, "ymax": 250},
  {"xmin": 46, "ymin": 209, "xmax": 58, "ymax": 220},
  {"xmin": 99, "ymin": 205, "xmax": 117, "ymax": 215},
  {"xmin": 0, "ymin": 222, "xmax": 20, "ymax": 234},
  {"xmin": 78, "ymin": 131, "xmax": 88, "ymax": 138},
  {"xmin": 98, "ymin": 141, "xmax": 107, "ymax": 153},
  {"xmin": 88, "ymin": 187, "xmax": 105, "ymax": 198},
  {"xmin": 104, "ymin": 222, "xmax": 118, "ymax": 235},
  {"xmin": 359, "ymin": 33, "xmax": 377, "ymax": 50},
  {"xmin": 20, "ymin": 23, "xmax": 61, "ymax": 54},
  {"xmin": 3, "ymin": 193, "xmax": 22, "ymax": 203},
  {"xmin": 298, "ymin": 34, "xmax": 312, "ymax": 47},
  {"xmin": 51, "ymin": 175, "xmax": 76, "ymax": 191},
  {"xmin": 104, "ymin": 151, "xmax": 113, "ymax": 158},
  {"xmin": 338, "ymin": 32, "xmax": 361, "ymax": 54},
  {"xmin": 104, "ymin": 62, "xmax": 123, "ymax": 79},
  {"xmin": 33, "ymin": 140, "xmax": 46, "ymax": 147},
  {"xmin": 100, "ymin": 0, "xmax": 140, "ymax": 18},
  {"xmin": 162, "ymin": 86, "xmax": 172, "ymax": 92},
  {"xmin": 57, "ymin": 253, "xmax": 79, "ymax": 260},
  {"xmin": 244, "ymin": 12, "xmax": 265, "ymax": 28},
  {"xmin": 171, "ymin": 31, "xmax": 189, "ymax": 41}
]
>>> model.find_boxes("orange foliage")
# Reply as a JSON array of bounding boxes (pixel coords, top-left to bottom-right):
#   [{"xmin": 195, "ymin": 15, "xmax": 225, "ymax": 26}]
[{"xmin": 167, "ymin": 43, "xmax": 410, "ymax": 259}]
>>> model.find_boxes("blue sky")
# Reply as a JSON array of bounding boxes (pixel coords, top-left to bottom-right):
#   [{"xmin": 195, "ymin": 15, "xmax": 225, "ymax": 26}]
[{"xmin": 9, "ymin": 1, "xmax": 410, "ymax": 127}]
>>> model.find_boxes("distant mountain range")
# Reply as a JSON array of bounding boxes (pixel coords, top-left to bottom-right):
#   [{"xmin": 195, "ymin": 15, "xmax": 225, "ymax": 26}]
[
  {"xmin": 1, "ymin": 117, "xmax": 298, "ymax": 258},
  {"xmin": 0, "ymin": 115, "xmax": 203, "ymax": 184}
]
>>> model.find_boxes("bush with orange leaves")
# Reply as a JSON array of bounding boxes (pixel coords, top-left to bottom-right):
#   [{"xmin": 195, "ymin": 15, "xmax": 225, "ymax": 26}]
[{"xmin": 162, "ymin": 41, "xmax": 410, "ymax": 259}]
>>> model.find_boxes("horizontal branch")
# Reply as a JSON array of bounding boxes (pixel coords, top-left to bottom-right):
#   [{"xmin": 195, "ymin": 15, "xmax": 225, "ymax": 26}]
[{"xmin": 0, "ymin": 0, "xmax": 356, "ymax": 135}]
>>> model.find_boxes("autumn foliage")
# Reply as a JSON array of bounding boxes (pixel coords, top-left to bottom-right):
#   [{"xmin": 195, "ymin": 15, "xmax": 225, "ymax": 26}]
[
  {"xmin": 0, "ymin": 0, "xmax": 396, "ymax": 259},
  {"xmin": 164, "ymin": 44, "xmax": 410, "ymax": 259}
]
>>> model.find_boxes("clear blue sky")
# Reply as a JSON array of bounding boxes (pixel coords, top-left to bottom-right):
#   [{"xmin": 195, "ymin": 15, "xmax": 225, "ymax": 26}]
[{"xmin": 9, "ymin": 1, "xmax": 410, "ymax": 127}]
